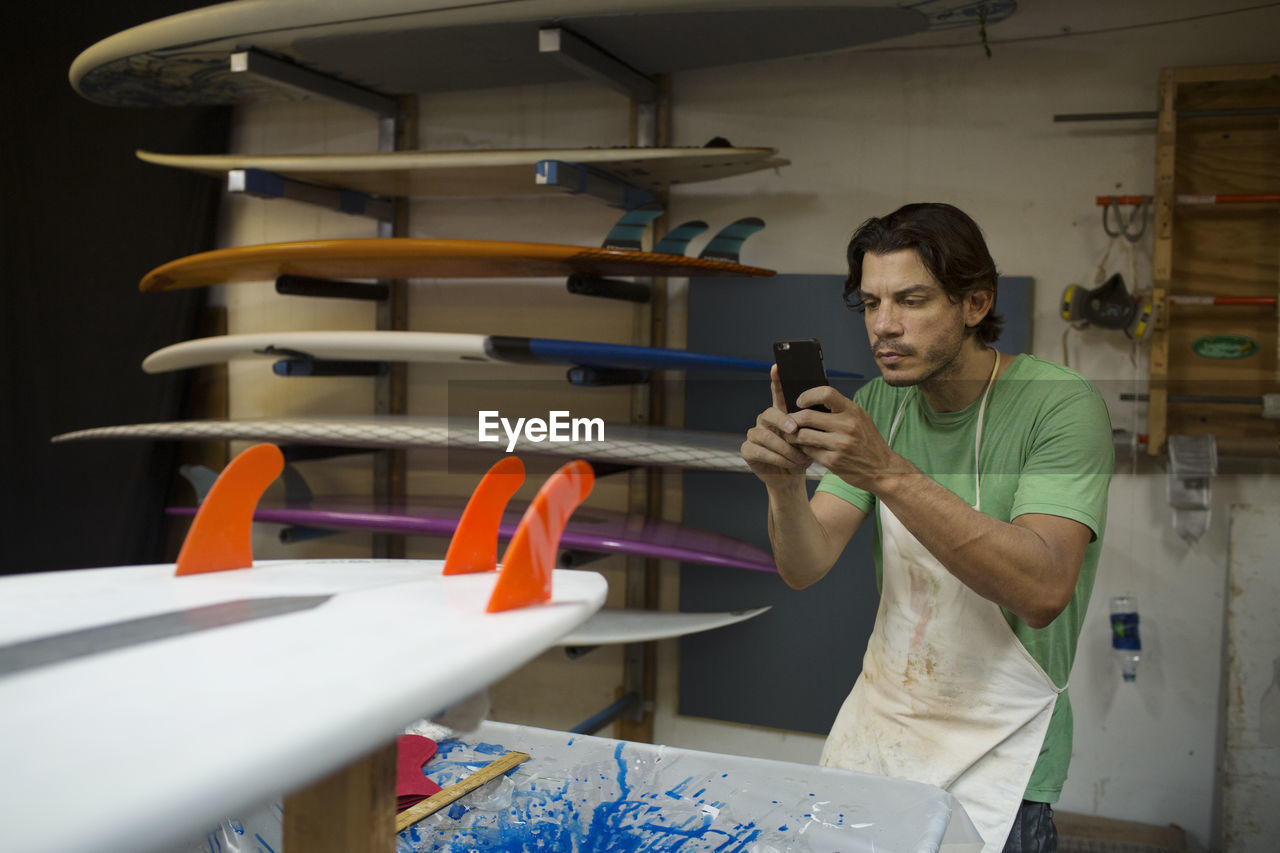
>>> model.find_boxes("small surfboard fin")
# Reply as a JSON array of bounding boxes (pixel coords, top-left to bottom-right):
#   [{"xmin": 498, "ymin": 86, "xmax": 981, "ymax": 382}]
[
  {"xmin": 175, "ymin": 443, "xmax": 285, "ymax": 576},
  {"xmin": 652, "ymin": 220, "xmax": 710, "ymax": 257},
  {"xmin": 488, "ymin": 460, "xmax": 594, "ymax": 613},
  {"xmin": 443, "ymin": 457, "xmax": 526, "ymax": 575},
  {"xmin": 282, "ymin": 463, "xmax": 314, "ymax": 506},
  {"xmin": 602, "ymin": 204, "xmax": 664, "ymax": 251},
  {"xmin": 699, "ymin": 217, "xmax": 766, "ymax": 264},
  {"xmin": 177, "ymin": 464, "xmax": 218, "ymax": 504}
]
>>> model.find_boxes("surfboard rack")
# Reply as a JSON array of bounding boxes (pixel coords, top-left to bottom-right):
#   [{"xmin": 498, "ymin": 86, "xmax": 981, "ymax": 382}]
[
  {"xmin": 566, "ymin": 273, "xmax": 651, "ymax": 303},
  {"xmin": 256, "ymin": 346, "xmax": 390, "ymax": 377},
  {"xmin": 537, "ymin": 159, "xmax": 657, "ymax": 209},
  {"xmin": 279, "ymin": 525, "xmax": 341, "ymax": 545},
  {"xmin": 230, "ymin": 47, "xmax": 398, "ymax": 118},
  {"xmin": 229, "ymin": 168, "xmax": 395, "ymax": 222},
  {"xmin": 282, "ymin": 445, "xmax": 380, "ymax": 463},
  {"xmin": 557, "ymin": 549, "xmax": 610, "ymax": 568},
  {"xmin": 568, "ymin": 691, "xmax": 641, "ymax": 731},
  {"xmin": 538, "ymin": 27, "xmax": 659, "ymax": 104},
  {"xmin": 567, "ymin": 366, "xmax": 650, "ymax": 386},
  {"xmin": 273, "ymin": 359, "xmax": 390, "ymax": 377},
  {"xmin": 276, "ymin": 274, "xmax": 390, "ymax": 302}
]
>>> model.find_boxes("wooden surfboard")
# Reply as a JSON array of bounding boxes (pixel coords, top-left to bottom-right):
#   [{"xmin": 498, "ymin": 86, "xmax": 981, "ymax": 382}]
[
  {"xmin": 137, "ymin": 146, "xmax": 790, "ymax": 197},
  {"xmin": 52, "ymin": 417, "xmax": 830, "ymax": 479},
  {"xmin": 139, "ymin": 238, "xmax": 774, "ymax": 293},
  {"xmin": 0, "ymin": 558, "xmax": 607, "ymax": 853},
  {"xmin": 67, "ymin": 1, "xmax": 1011, "ymax": 108}
]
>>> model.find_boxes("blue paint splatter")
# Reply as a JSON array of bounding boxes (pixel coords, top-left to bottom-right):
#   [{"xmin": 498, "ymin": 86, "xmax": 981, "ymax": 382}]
[{"xmin": 400, "ymin": 737, "xmax": 764, "ymax": 852}]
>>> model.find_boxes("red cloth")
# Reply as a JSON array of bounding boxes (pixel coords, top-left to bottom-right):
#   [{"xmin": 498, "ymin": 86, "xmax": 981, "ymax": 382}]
[{"xmin": 396, "ymin": 735, "xmax": 443, "ymax": 811}]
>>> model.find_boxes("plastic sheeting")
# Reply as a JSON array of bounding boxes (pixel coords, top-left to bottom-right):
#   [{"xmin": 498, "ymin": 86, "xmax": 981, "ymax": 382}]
[{"xmin": 185, "ymin": 721, "xmax": 983, "ymax": 852}]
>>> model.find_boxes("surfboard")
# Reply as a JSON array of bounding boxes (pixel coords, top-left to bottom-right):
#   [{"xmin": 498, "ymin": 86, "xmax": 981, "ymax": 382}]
[
  {"xmin": 137, "ymin": 146, "xmax": 789, "ymax": 197},
  {"xmin": 140, "ymin": 330, "xmax": 863, "ymax": 381},
  {"xmin": 559, "ymin": 605, "xmax": 770, "ymax": 647},
  {"xmin": 52, "ymin": 417, "xmax": 831, "ymax": 479},
  {"xmin": 139, "ymin": 238, "xmax": 774, "ymax": 293},
  {"xmin": 168, "ymin": 497, "xmax": 777, "ymax": 572},
  {"xmin": 0, "ymin": 558, "xmax": 608, "ymax": 853},
  {"xmin": 69, "ymin": 1, "xmax": 1012, "ymax": 108}
]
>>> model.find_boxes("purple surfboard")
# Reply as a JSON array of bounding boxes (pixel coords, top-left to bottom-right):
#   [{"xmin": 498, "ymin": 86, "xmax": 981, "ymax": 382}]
[{"xmin": 167, "ymin": 499, "xmax": 776, "ymax": 573}]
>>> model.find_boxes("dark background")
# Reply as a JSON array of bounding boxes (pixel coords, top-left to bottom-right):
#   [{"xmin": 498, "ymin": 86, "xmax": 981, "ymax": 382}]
[{"xmin": 2, "ymin": 2, "xmax": 228, "ymax": 573}]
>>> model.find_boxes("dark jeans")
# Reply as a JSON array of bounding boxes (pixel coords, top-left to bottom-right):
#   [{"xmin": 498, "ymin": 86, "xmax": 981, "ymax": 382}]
[{"xmin": 1003, "ymin": 800, "xmax": 1058, "ymax": 853}]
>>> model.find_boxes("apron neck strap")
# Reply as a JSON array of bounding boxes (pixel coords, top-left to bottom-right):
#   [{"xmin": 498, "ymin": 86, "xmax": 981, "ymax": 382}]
[
  {"xmin": 887, "ymin": 349, "xmax": 1002, "ymax": 510},
  {"xmin": 971, "ymin": 349, "xmax": 1001, "ymax": 511}
]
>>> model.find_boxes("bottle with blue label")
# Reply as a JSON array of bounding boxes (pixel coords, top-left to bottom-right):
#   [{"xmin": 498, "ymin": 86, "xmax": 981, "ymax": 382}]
[{"xmin": 1111, "ymin": 595, "xmax": 1141, "ymax": 682}]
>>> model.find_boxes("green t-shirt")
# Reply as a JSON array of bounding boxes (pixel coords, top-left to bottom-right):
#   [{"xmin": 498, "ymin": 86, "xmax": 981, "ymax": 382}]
[{"xmin": 816, "ymin": 354, "xmax": 1114, "ymax": 803}]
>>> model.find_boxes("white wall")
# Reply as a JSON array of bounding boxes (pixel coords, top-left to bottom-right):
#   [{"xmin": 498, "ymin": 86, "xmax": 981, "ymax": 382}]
[
  {"xmin": 218, "ymin": 3, "xmax": 1280, "ymax": 848},
  {"xmin": 657, "ymin": 7, "xmax": 1280, "ymax": 847}
]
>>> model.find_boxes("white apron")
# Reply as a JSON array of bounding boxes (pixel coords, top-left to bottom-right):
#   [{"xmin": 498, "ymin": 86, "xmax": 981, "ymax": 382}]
[{"xmin": 820, "ymin": 353, "xmax": 1062, "ymax": 853}]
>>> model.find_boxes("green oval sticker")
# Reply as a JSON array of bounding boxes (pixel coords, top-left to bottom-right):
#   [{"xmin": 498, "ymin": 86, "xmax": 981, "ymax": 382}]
[{"xmin": 1192, "ymin": 334, "xmax": 1259, "ymax": 359}]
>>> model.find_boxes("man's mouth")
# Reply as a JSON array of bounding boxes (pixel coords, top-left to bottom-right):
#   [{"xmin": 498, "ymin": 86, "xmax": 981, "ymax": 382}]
[{"xmin": 875, "ymin": 347, "xmax": 912, "ymax": 364}]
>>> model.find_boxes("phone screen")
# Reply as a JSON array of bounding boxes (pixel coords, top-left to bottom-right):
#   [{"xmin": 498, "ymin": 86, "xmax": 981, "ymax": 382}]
[{"xmin": 772, "ymin": 338, "xmax": 830, "ymax": 413}]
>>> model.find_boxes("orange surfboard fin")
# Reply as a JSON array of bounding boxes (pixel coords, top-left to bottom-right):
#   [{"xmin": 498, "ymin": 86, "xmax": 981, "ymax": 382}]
[
  {"xmin": 487, "ymin": 460, "xmax": 594, "ymax": 613},
  {"xmin": 175, "ymin": 444, "xmax": 285, "ymax": 576},
  {"xmin": 442, "ymin": 457, "xmax": 526, "ymax": 575}
]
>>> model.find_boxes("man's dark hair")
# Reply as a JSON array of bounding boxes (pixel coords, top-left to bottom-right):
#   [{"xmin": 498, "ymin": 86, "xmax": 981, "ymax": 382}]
[{"xmin": 844, "ymin": 202, "xmax": 1003, "ymax": 344}]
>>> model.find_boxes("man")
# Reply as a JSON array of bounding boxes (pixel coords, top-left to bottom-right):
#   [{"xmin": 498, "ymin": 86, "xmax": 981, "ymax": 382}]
[{"xmin": 741, "ymin": 203, "xmax": 1113, "ymax": 853}]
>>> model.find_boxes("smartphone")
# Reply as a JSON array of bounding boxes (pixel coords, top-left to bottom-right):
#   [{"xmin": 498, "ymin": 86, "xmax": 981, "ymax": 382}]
[{"xmin": 772, "ymin": 338, "xmax": 830, "ymax": 413}]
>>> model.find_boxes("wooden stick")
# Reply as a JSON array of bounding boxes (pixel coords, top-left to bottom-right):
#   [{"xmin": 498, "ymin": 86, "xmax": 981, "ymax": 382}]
[{"xmin": 395, "ymin": 750, "xmax": 529, "ymax": 833}]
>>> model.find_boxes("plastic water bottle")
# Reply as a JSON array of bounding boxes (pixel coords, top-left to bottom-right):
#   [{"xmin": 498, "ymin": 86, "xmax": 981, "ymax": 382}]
[{"xmin": 1110, "ymin": 596, "xmax": 1141, "ymax": 682}]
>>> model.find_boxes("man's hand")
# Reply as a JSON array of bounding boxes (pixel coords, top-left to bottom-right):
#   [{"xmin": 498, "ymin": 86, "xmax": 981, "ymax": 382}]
[
  {"xmin": 786, "ymin": 385, "xmax": 914, "ymax": 492},
  {"xmin": 741, "ymin": 365, "xmax": 813, "ymax": 484},
  {"xmin": 741, "ymin": 367, "xmax": 869, "ymax": 589}
]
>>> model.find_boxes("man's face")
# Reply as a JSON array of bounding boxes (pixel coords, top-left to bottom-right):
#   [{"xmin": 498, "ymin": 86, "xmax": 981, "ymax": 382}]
[{"xmin": 858, "ymin": 249, "xmax": 971, "ymax": 388}]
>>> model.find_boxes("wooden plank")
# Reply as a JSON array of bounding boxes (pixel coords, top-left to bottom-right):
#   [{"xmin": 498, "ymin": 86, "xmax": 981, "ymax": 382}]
[
  {"xmin": 1153, "ymin": 63, "xmax": 1280, "ymax": 457},
  {"xmin": 1177, "ymin": 127, "xmax": 1280, "ymax": 196},
  {"xmin": 1171, "ymin": 62, "xmax": 1280, "ymax": 85},
  {"xmin": 1055, "ymin": 809, "xmax": 1188, "ymax": 849},
  {"xmin": 1148, "ymin": 68, "xmax": 1179, "ymax": 455},
  {"xmin": 1171, "ymin": 210, "xmax": 1280, "ymax": 292},
  {"xmin": 283, "ymin": 739, "xmax": 398, "ymax": 853}
]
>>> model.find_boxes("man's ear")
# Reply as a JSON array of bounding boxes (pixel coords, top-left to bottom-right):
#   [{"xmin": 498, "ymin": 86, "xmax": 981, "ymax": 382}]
[{"xmin": 964, "ymin": 288, "xmax": 995, "ymax": 328}]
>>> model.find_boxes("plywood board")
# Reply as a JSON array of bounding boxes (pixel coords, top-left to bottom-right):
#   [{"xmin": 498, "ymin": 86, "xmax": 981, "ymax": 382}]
[{"xmin": 1223, "ymin": 505, "xmax": 1280, "ymax": 852}]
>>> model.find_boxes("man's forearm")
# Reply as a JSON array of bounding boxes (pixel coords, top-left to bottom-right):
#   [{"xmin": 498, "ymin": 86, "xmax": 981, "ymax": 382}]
[
  {"xmin": 765, "ymin": 479, "xmax": 841, "ymax": 590},
  {"xmin": 873, "ymin": 470, "xmax": 1080, "ymax": 628}
]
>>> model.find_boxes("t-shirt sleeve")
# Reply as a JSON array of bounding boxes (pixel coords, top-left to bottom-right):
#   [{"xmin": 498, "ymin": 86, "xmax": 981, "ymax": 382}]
[
  {"xmin": 1010, "ymin": 385, "xmax": 1114, "ymax": 540},
  {"xmin": 814, "ymin": 383, "xmax": 880, "ymax": 515}
]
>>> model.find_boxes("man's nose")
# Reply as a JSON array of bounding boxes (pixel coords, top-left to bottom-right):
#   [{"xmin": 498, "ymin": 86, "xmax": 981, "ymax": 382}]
[{"xmin": 873, "ymin": 305, "xmax": 903, "ymax": 337}]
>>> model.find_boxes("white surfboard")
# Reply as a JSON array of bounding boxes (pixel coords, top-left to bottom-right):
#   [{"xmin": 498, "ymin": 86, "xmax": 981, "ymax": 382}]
[
  {"xmin": 140, "ymin": 330, "xmax": 789, "ymax": 377},
  {"xmin": 0, "ymin": 559, "xmax": 607, "ymax": 853},
  {"xmin": 52, "ymin": 417, "xmax": 829, "ymax": 480},
  {"xmin": 68, "ymin": 1, "xmax": 1010, "ymax": 108},
  {"xmin": 137, "ymin": 146, "xmax": 790, "ymax": 197},
  {"xmin": 558, "ymin": 606, "xmax": 770, "ymax": 647}
]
